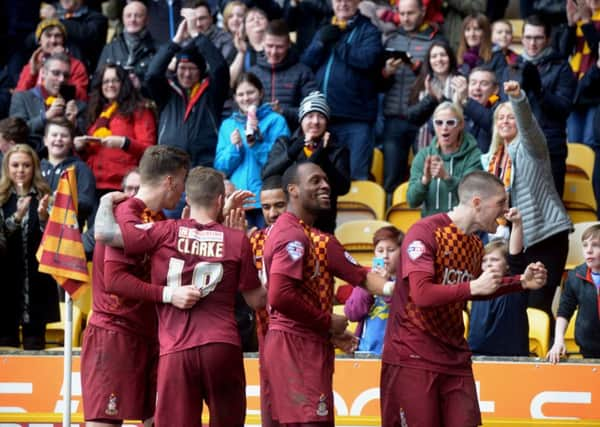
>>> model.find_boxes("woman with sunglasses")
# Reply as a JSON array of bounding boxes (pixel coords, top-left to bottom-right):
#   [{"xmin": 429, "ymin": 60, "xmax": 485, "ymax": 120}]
[{"xmin": 407, "ymin": 101, "xmax": 482, "ymax": 217}]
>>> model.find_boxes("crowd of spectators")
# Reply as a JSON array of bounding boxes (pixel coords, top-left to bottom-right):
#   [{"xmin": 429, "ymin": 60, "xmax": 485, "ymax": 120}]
[{"xmin": 0, "ymin": 0, "xmax": 598, "ymax": 359}]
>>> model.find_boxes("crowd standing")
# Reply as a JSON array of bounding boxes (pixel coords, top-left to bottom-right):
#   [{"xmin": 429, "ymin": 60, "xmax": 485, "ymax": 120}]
[{"xmin": 0, "ymin": 0, "xmax": 599, "ymax": 425}]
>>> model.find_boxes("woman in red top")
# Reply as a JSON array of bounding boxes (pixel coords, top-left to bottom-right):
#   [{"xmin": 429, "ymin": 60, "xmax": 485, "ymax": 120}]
[{"xmin": 75, "ymin": 64, "xmax": 156, "ymax": 197}]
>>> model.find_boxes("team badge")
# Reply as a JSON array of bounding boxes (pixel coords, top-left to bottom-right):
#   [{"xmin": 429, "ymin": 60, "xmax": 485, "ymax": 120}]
[
  {"xmin": 104, "ymin": 393, "xmax": 119, "ymax": 416},
  {"xmin": 344, "ymin": 251, "xmax": 359, "ymax": 265},
  {"xmin": 316, "ymin": 394, "xmax": 329, "ymax": 416},
  {"xmin": 134, "ymin": 222, "xmax": 153, "ymax": 230},
  {"xmin": 286, "ymin": 241, "xmax": 304, "ymax": 261},
  {"xmin": 407, "ymin": 240, "xmax": 425, "ymax": 260}
]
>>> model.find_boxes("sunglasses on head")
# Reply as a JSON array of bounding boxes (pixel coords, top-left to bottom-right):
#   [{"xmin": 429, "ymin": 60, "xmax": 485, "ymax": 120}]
[{"xmin": 433, "ymin": 118, "xmax": 459, "ymax": 128}]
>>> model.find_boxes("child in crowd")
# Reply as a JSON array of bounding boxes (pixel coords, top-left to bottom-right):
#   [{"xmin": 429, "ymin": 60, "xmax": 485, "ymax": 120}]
[
  {"xmin": 41, "ymin": 118, "xmax": 97, "ymax": 257},
  {"xmin": 468, "ymin": 208, "xmax": 529, "ymax": 357},
  {"xmin": 491, "ymin": 19, "xmax": 519, "ymax": 68},
  {"xmin": 547, "ymin": 224, "xmax": 600, "ymax": 362},
  {"xmin": 344, "ymin": 226, "xmax": 403, "ymax": 355}
]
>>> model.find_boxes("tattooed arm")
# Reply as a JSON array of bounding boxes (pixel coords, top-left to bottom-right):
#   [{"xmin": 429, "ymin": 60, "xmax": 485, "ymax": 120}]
[{"xmin": 94, "ymin": 192, "xmax": 126, "ymax": 247}]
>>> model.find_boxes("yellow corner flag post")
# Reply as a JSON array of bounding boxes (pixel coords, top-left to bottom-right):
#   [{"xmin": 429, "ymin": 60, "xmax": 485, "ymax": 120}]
[{"xmin": 36, "ymin": 166, "xmax": 89, "ymax": 427}]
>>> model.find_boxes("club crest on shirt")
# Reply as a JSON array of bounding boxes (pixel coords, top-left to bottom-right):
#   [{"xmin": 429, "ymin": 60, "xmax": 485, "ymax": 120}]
[
  {"xmin": 286, "ymin": 241, "xmax": 304, "ymax": 261},
  {"xmin": 316, "ymin": 394, "xmax": 329, "ymax": 416},
  {"xmin": 407, "ymin": 240, "xmax": 425, "ymax": 260},
  {"xmin": 104, "ymin": 393, "xmax": 119, "ymax": 416},
  {"xmin": 134, "ymin": 222, "xmax": 153, "ymax": 230},
  {"xmin": 344, "ymin": 251, "xmax": 358, "ymax": 265}
]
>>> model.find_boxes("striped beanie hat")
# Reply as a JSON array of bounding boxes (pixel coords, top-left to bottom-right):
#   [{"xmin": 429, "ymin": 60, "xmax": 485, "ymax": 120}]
[{"xmin": 298, "ymin": 91, "xmax": 330, "ymax": 122}]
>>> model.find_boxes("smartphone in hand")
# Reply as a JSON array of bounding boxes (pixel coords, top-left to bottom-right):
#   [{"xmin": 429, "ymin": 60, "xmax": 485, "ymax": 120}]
[
  {"xmin": 372, "ymin": 257, "xmax": 385, "ymax": 270},
  {"xmin": 59, "ymin": 83, "xmax": 76, "ymax": 102},
  {"xmin": 384, "ymin": 48, "xmax": 412, "ymax": 64}
]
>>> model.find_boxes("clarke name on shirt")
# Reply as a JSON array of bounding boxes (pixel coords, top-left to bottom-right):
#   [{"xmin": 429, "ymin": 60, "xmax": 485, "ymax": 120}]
[{"xmin": 177, "ymin": 226, "xmax": 225, "ymax": 258}]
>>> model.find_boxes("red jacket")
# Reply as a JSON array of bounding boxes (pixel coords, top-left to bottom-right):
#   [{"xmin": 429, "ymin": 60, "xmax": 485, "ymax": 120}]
[
  {"xmin": 15, "ymin": 54, "xmax": 89, "ymax": 101},
  {"xmin": 82, "ymin": 106, "xmax": 156, "ymax": 190}
]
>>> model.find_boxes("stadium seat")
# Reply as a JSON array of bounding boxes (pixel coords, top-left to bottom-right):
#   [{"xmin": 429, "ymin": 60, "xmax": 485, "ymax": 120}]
[
  {"xmin": 386, "ymin": 182, "xmax": 421, "ymax": 232},
  {"xmin": 564, "ymin": 309, "xmax": 581, "ymax": 357},
  {"xmin": 566, "ymin": 143, "xmax": 594, "ymax": 182},
  {"xmin": 337, "ymin": 181, "xmax": 386, "ymax": 224},
  {"xmin": 508, "ymin": 19, "xmax": 523, "ymax": 42},
  {"xmin": 563, "ymin": 176, "xmax": 597, "ymax": 211},
  {"xmin": 46, "ymin": 302, "xmax": 84, "ymax": 348},
  {"xmin": 370, "ymin": 148, "xmax": 383, "ymax": 185},
  {"xmin": 335, "ymin": 219, "xmax": 393, "ymax": 265},
  {"xmin": 568, "ymin": 209, "xmax": 598, "ymax": 224},
  {"xmin": 565, "ymin": 221, "xmax": 600, "ymax": 270},
  {"xmin": 527, "ymin": 308, "xmax": 550, "ymax": 358}
]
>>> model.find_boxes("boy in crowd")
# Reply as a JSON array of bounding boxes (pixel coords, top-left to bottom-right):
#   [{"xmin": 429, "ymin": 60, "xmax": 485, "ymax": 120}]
[
  {"xmin": 548, "ymin": 224, "xmax": 600, "ymax": 362},
  {"xmin": 40, "ymin": 117, "xmax": 96, "ymax": 256}
]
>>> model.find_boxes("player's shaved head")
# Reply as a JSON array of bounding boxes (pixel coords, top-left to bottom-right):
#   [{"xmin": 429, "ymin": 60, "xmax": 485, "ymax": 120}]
[
  {"xmin": 138, "ymin": 145, "xmax": 190, "ymax": 185},
  {"xmin": 185, "ymin": 166, "xmax": 225, "ymax": 207},
  {"xmin": 281, "ymin": 161, "xmax": 321, "ymax": 196},
  {"xmin": 458, "ymin": 171, "xmax": 505, "ymax": 204}
]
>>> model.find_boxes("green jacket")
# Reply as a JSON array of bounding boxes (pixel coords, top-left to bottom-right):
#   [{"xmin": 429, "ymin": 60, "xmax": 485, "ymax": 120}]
[{"xmin": 407, "ymin": 132, "xmax": 483, "ymax": 217}]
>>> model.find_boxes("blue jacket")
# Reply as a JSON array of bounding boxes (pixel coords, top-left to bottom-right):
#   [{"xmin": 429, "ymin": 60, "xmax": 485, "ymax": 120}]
[
  {"xmin": 214, "ymin": 103, "xmax": 289, "ymax": 208},
  {"xmin": 301, "ymin": 14, "xmax": 383, "ymax": 122}
]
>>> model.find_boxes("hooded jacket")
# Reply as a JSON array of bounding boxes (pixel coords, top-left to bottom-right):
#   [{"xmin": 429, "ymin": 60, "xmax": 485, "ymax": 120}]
[
  {"xmin": 407, "ymin": 131, "xmax": 483, "ymax": 217},
  {"xmin": 214, "ymin": 103, "xmax": 290, "ymax": 209}
]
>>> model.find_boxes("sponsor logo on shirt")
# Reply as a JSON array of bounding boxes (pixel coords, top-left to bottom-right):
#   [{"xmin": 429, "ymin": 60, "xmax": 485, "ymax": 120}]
[
  {"xmin": 178, "ymin": 227, "xmax": 224, "ymax": 242},
  {"xmin": 286, "ymin": 241, "xmax": 304, "ymax": 261},
  {"xmin": 442, "ymin": 267, "xmax": 475, "ymax": 285},
  {"xmin": 407, "ymin": 240, "xmax": 426, "ymax": 260},
  {"xmin": 344, "ymin": 251, "xmax": 359, "ymax": 265}
]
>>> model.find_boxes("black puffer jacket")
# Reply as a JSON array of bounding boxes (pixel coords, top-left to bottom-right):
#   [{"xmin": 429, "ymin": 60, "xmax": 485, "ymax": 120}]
[{"xmin": 249, "ymin": 50, "xmax": 317, "ymax": 129}]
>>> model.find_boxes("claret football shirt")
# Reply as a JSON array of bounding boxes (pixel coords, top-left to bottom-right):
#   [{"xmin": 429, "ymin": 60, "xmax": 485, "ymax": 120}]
[
  {"xmin": 383, "ymin": 213, "xmax": 483, "ymax": 375},
  {"xmin": 263, "ymin": 212, "xmax": 367, "ymax": 340},
  {"xmin": 120, "ymin": 218, "xmax": 261, "ymax": 355}
]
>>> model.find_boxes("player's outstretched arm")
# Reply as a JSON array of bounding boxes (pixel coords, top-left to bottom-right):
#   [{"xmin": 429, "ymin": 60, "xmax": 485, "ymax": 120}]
[{"xmin": 94, "ymin": 192, "xmax": 126, "ymax": 247}]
